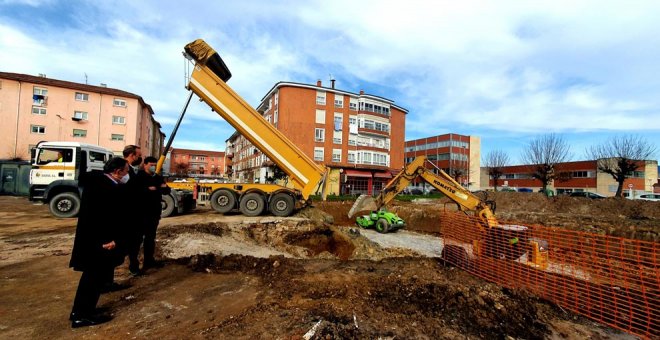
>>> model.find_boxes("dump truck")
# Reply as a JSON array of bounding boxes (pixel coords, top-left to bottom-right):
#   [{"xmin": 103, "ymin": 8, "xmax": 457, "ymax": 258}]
[
  {"xmin": 154, "ymin": 39, "xmax": 330, "ymax": 217},
  {"xmin": 349, "ymin": 155, "xmax": 549, "ymax": 269}
]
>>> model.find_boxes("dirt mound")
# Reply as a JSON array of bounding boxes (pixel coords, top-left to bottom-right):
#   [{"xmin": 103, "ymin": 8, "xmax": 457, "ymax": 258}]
[{"xmin": 185, "ymin": 254, "xmax": 564, "ymax": 338}]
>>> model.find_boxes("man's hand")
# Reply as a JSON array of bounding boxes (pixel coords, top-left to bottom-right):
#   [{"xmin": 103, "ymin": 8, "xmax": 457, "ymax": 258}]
[
  {"xmin": 148, "ymin": 186, "xmax": 157, "ymax": 191},
  {"xmin": 102, "ymin": 241, "xmax": 116, "ymax": 250}
]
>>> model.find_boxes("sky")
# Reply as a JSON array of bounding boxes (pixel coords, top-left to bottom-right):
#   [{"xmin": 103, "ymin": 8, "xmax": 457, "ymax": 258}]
[{"xmin": 1, "ymin": 0, "xmax": 659, "ymax": 165}]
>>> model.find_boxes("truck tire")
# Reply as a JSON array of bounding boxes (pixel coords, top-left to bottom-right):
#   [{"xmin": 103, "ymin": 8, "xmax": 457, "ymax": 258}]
[
  {"xmin": 49, "ymin": 192, "xmax": 81, "ymax": 218},
  {"xmin": 269, "ymin": 193, "xmax": 295, "ymax": 217},
  {"xmin": 210, "ymin": 189, "xmax": 236, "ymax": 214},
  {"xmin": 161, "ymin": 194, "xmax": 175, "ymax": 218},
  {"xmin": 239, "ymin": 192, "xmax": 265, "ymax": 217},
  {"xmin": 375, "ymin": 218, "xmax": 390, "ymax": 233}
]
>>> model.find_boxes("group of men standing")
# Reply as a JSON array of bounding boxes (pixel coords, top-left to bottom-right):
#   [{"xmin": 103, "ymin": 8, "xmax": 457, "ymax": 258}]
[{"xmin": 68, "ymin": 145, "xmax": 170, "ymax": 328}]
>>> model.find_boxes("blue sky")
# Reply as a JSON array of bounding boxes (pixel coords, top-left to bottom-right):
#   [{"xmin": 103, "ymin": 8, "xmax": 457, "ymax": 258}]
[{"xmin": 1, "ymin": 0, "xmax": 658, "ymax": 164}]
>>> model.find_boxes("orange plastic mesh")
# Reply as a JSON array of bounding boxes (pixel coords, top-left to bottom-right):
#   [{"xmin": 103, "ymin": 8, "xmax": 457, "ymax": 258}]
[{"xmin": 438, "ymin": 211, "xmax": 659, "ymax": 339}]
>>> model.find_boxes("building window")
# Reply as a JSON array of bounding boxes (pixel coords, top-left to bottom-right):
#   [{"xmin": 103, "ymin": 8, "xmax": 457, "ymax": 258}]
[
  {"xmin": 111, "ymin": 134, "xmax": 124, "ymax": 141},
  {"xmin": 348, "ymin": 135, "xmax": 357, "ymax": 146},
  {"xmin": 113, "ymin": 98, "xmax": 127, "ymax": 107},
  {"xmin": 334, "ymin": 115, "xmax": 343, "ymax": 131},
  {"xmin": 332, "ymin": 149, "xmax": 341, "ymax": 162},
  {"xmin": 314, "ymin": 147, "xmax": 324, "ymax": 161},
  {"xmin": 33, "ymin": 87, "xmax": 48, "ymax": 106},
  {"xmin": 112, "ymin": 116, "xmax": 125, "ymax": 125},
  {"xmin": 315, "ymin": 128, "xmax": 325, "ymax": 142},
  {"xmin": 73, "ymin": 111, "xmax": 88, "ymax": 120},
  {"xmin": 349, "ymin": 102, "xmax": 357, "ymax": 111},
  {"xmin": 315, "ymin": 109, "xmax": 325, "ymax": 124},
  {"xmin": 33, "ymin": 87, "xmax": 48, "ymax": 96},
  {"xmin": 347, "ymin": 151, "xmax": 356, "ymax": 164},
  {"xmin": 30, "ymin": 125, "xmax": 45, "ymax": 134},
  {"xmin": 316, "ymin": 91, "xmax": 326, "ymax": 105},
  {"xmin": 32, "ymin": 106, "xmax": 47, "ymax": 115},
  {"xmin": 73, "ymin": 129, "xmax": 87, "ymax": 137},
  {"xmin": 274, "ymin": 109, "xmax": 278, "ymax": 126},
  {"xmin": 333, "ymin": 130, "xmax": 342, "ymax": 144},
  {"xmin": 334, "ymin": 96, "xmax": 343, "ymax": 108},
  {"xmin": 75, "ymin": 92, "xmax": 89, "ymax": 101}
]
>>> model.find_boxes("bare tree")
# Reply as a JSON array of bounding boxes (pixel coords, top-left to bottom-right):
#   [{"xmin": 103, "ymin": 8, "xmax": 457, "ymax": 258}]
[
  {"xmin": 521, "ymin": 133, "xmax": 571, "ymax": 194},
  {"xmin": 483, "ymin": 150, "xmax": 510, "ymax": 191},
  {"xmin": 174, "ymin": 162, "xmax": 190, "ymax": 176},
  {"xmin": 587, "ymin": 135, "xmax": 657, "ymax": 197}
]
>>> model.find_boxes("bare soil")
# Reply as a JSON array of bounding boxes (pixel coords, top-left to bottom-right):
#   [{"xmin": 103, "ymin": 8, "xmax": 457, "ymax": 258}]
[{"xmin": 1, "ymin": 194, "xmax": 655, "ymax": 339}]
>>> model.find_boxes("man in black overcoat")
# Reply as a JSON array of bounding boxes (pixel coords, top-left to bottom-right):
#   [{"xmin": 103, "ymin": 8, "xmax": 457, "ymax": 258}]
[
  {"xmin": 69, "ymin": 157, "xmax": 129, "ymax": 328},
  {"xmin": 135, "ymin": 156, "xmax": 171, "ymax": 269},
  {"xmin": 122, "ymin": 145, "xmax": 143, "ymax": 275}
]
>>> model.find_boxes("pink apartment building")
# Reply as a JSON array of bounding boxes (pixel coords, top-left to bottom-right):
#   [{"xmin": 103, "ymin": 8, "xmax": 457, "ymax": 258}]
[{"xmin": 0, "ymin": 72, "xmax": 165, "ymax": 160}]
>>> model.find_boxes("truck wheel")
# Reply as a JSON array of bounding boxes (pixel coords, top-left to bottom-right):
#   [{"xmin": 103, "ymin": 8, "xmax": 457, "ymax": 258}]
[
  {"xmin": 161, "ymin": 194, "xmax": 175, "ymax": 218},
  {"xmin": 269, "ymin": 193, "xmax": 295, "ymax": 217},
  {"xmin": 49, "ymin": 192, "xmax": 80, "ymax": 218},
  {"xmin": 210, "ymin": 189, "xmax": 236, "ymax": 214},
  {"xmin": 239, "ymin": 192, "xmax": 265, "ymax": 217},
  {"xmin": 375, "ymin": 218, "xmax": 390, "ymax": 233}
]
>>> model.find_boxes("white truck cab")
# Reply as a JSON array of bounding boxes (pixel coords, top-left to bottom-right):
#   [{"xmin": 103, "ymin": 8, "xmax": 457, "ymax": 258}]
[{"xmin": 29, "ymin": 141, "xmax": 114, "ymax": 218}]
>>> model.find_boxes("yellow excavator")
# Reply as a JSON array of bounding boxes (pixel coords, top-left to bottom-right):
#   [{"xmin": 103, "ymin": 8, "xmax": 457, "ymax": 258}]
[{"xmin": 349, "ymin": 155, "xmax": 548, "ymax": 269}]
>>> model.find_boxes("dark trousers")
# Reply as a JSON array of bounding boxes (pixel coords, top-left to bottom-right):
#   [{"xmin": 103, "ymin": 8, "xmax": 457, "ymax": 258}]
[
  {"xmin": 71, "ymin": 267, "xmax": 106, "ymax": 317},
  {"xmin": 128, "ymin": 218, "xmax": 159, "ymax": 268},
  {"xmin": 127, "ymin": 232, "xmax": 142, "ymax": 271},
  {"xmin": 143, "ymin": 218, "xmax": 159, "ymax": 264}
]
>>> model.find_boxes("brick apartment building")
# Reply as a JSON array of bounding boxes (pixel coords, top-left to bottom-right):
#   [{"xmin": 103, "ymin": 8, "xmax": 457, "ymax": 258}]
[
  {"xmin": 166, "ymin": 147, "xmax": 226, "ymax": 177},
  {"xmin": 226, "ymin": 80, "xmax": 407, "ymax": 195},
  {"xmin": 480, "ymin": 159, "xmax": 659, "ymax": 196},
  {"xmin": 404, "ymin": 133, "xmax": 481, "ymax": 190},
  {"xmin": 0, "ymin": 72, "xmax": 165, "ymax": 159}
]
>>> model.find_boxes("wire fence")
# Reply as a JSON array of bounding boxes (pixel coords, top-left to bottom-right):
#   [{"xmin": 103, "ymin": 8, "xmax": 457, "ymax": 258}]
[{"xmin": 438, "ymin": 211, "xmax": 659, "ymax": 339}]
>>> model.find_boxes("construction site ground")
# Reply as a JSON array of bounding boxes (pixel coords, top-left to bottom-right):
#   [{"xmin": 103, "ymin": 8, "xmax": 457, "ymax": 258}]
[{"xmin": 0, "ymin": 192, "xmax": 657, "ymax": 339}]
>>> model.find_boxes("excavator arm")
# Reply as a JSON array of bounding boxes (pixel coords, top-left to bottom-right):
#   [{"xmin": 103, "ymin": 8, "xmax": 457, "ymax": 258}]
[{"xmin": 349, "ymin": 155, "xmax": 497, "ymax": 228}]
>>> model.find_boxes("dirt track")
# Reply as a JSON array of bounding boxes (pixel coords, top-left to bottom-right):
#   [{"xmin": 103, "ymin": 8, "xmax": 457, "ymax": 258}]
[{"xmin": 1, "ymin": 194, "xmax": 656, "ymax": 339}]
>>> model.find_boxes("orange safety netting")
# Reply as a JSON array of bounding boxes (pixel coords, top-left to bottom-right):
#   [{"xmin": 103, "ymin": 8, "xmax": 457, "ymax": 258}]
[{"xmin": 438, "ymin": 211, "xmax": 659, "ymax": 339}]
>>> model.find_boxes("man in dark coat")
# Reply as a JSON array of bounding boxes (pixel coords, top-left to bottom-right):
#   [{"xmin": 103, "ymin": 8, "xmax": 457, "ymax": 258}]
[
  {"xmin": 134, "ymin": 156, "xmax": 171, "ymax": 269},
  {"xmin": 122, "ymin": 145, "xmax": 143, "ymax": 275},
  {"xmin": 69, "ymin": 157, "xmax": 129, "ymax": 328}
]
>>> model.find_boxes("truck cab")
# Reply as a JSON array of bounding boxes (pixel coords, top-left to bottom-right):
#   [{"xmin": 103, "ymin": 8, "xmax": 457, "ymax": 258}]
[{"xmin": 29, "ymin": 141, "xmax": 113, "ymax": 218}]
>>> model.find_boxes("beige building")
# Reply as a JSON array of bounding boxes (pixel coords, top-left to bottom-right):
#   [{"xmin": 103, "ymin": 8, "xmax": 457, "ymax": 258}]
[{"xmin": 0, "ymin": 72, "xmax": 165, "ymax": 160}]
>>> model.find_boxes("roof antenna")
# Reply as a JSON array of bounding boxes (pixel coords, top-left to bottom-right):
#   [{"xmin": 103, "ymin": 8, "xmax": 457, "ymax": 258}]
[{"xmin": 84, "ymin": 73, "xmax": 88, "ymax": 85}]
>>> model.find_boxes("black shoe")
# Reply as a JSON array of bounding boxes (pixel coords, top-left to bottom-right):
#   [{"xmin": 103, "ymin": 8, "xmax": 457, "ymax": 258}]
[
  {"xmin": 71, "ymin": 314, "xmax": 112, "ymax": 328},
  {"xmin": 101, "ymin": 282, "xmax": 130, "ymax": 293}
]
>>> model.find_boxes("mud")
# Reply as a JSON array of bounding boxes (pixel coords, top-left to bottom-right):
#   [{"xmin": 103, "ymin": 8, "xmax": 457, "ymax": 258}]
[{"xmin": 0, "ymin": 195, "xmax": 651, "ymax": 339}]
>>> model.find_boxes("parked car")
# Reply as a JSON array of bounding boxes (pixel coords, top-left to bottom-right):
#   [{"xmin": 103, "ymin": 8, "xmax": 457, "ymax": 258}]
[
  {"xmin": 569, "ymin": 191, "xmax": 606, "ymax": 199},
  {"xmin": 633, "ymin": 193, "xmax": 660, "ymax": 202}
]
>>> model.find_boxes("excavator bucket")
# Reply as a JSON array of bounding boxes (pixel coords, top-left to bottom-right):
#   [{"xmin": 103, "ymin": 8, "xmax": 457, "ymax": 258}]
[{"xmin": 348, "ymin": 194, "xmax": 378, "ymax": 218}]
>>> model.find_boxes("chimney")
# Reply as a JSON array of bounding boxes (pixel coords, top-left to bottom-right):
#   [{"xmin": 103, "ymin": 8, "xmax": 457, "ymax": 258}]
[
  {"xmin": 359, "ymin": 90, "xmax": 364, "ymax": 95},
  {"xmin": 316, "ymin": 79, "xmax": 322, "ymax": 87},
  {"xmin": 100, "ymin": 83, "xmax": 107, "ymax": 87},
  {"xmin": 331, "ymin": 79, "xmax": 335, "ymax": 89}
]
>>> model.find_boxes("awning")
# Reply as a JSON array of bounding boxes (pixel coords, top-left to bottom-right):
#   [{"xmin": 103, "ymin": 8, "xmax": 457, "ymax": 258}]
[
  {"xmin": 373, "ymin": 172, "xmax": 392, "ymax": 179},
  {"xmin": 344, "ymin": 169, "xmax": 372, "ymax": 178}
]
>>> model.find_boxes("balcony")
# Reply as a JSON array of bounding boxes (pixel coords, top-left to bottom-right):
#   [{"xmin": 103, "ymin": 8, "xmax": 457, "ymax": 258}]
[
  {"xmin": 358, "ymin": 127, "xmax": 389, "ymax": 137},
  {"xmin": 358, "ymin": 110, "xmax": 390, "ymax": 120}
]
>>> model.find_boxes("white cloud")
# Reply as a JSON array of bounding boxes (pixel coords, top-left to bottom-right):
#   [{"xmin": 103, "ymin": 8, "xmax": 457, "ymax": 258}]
[{"xmin": 1, "ymin": 0, "xmax": 659, "ymax": 158}]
